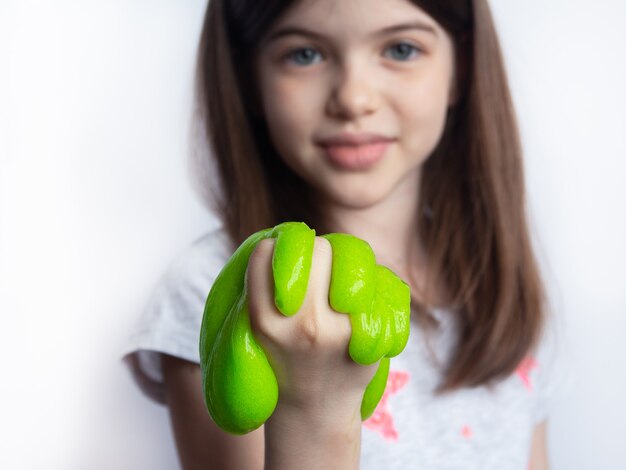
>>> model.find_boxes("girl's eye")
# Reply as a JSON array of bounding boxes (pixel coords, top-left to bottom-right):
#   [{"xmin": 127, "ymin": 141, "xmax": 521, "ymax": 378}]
[
  {"xmin": 384, "ymin": 42, "xmax": 422, "ymax": 61},
  {"xmin": 284, "ymin": 47, "xmax": 323, "ymax": 66},
  {"xmin": 282, "ymin": 42, "xmax": 422, "ymax": 67}
]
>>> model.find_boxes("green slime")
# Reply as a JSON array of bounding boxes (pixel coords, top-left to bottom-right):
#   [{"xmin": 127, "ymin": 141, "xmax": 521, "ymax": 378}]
[{"xmin": 199, "ymin": 222, "xmax": 411, "ymax": 435}]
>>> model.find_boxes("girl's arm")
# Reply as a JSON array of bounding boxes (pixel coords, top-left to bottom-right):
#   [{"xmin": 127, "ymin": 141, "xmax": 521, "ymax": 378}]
[
  {"xmin": 162, "ymin": 236, "xmax": 373, "ymax": 469},
  {"xmin": 246, "ymin": 237, "xmax": 374, "ymax": 470},
  {"xmin": 263, "ymin": 400, "xmax": 362, "ymax": 470},
  {"xmin": 162, "ymin": 354, "xmax": 264, "ymax": 470},
  {"xmin": 162, "ymin": 353, "xmax": 362, "ymax": 470},
  {"xmin": 528, "ymin": 420, "xmax": 550, "ymax": 470}
]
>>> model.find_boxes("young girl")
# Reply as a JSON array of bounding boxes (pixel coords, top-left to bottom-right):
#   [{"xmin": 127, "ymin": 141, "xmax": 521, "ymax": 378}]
[{"xmin": 124, "ymin": 0, "xmax": 563, "ymax": 468}]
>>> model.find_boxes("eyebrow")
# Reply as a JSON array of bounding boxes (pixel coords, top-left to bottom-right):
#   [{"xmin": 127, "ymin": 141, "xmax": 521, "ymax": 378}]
[{"xmin": 265, "ymin": 21, "xmax": 438, "ymax": 44}]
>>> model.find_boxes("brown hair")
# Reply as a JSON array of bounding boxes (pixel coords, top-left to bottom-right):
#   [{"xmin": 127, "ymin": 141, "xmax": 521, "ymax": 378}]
[{"xmin": 191, "ymin": 0, "xmax": 547, "ymax": 392}]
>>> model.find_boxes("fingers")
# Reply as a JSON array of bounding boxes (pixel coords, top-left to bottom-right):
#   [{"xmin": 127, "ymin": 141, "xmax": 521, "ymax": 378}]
[
  {"xmin": 323, "ymin": 233, "xmax": 378, "ymax": 365},
  {"xmin": 272, "ymin": 223, "xmax": 315, "ymax": 315},
  {"xmin": 247, "ymin": 235, "xmax": 352, "ymax": 351},
  {"xmin": 322, "ymin": 233, "xmax": 376, "ymax": 315},
  {"xmin": 295, "ymin": 236, "xmax": 352, "ymax": 348},
  {"xmin": 300, "ymin": 236, "xmax": 333, "ymax": 313},
  {"xmin": 247, "ymin": 238, "xmax": 279, "ymax": 339},
  {"xmin": 246, "ymin": 231, "xmax": 409, "ymax": 361}
]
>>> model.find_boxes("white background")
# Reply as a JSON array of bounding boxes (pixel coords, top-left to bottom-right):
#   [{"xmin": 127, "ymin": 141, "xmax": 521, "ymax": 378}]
[{"xmin": 1, "ymin": 1, "xmax": 625, "ymax": 469}]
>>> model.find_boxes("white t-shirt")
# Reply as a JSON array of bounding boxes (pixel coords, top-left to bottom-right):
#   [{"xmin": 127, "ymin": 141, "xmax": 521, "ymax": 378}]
[{"xmin": 122, "ymin": 225, "xmax": 569, "ymax": 470}]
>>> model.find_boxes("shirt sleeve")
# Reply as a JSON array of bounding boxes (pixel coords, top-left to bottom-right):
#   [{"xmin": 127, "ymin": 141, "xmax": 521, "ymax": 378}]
[
  {"xmin": 120, "ymin": 227, "xmax": 232, "ymax": 403},
  {"xmin": 531, "ymin": 310, "xmax": 573, "ymax": 424}
]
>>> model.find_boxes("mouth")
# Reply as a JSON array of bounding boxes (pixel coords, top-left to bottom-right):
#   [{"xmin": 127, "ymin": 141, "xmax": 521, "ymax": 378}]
[{"xmin": 317, "ymin": 140, "xmax": 395, "ymax": 171}]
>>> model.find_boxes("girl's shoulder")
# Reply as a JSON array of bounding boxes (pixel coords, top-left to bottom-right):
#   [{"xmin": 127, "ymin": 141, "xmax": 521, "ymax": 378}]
[
  {"xmin": 143, "ymin": 223, "xmax": 234, "ymax": 330},
  {"xmin": 169, "ymin": 224, "xmax": 233, "ymax": 279},
  {"xmin": 121, "ymin": 224, "xmax": 233, "ymax": 402}
]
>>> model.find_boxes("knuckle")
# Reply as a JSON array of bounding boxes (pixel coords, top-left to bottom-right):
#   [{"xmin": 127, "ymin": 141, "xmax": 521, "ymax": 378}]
[
  {"xmin": 307, "ymin": 237, "xmax": 332, "ymax": 302},
  {"xmin": 313, "ymin": 236, "xmax": 333, "ymax": 261},
  {"xmin": 249, "ymin": 238, "xmax": 275, "ymax": 268},
  {"xmin": 293, "ymin": 313, "xmax": 320, "ymax": 348},
  {"xmin": 332, "ymin": 311, "xmax": 353, "ymax": 339}
]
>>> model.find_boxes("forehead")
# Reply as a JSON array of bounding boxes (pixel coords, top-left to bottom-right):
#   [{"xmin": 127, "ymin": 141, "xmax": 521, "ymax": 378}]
[{"xmin": 270, "ymin": 0, "xmax": 440, "ymax": 38}]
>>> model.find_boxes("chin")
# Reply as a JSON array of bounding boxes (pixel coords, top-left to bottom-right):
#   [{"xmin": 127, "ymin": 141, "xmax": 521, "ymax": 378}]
[{"xmin": 322, "ymin": 180, "xmax": 392, "ymax": 210}]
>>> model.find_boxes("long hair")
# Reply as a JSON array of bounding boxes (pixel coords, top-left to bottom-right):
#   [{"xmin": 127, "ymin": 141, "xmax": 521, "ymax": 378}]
[{"xmin": 192, "ymin": 0, "xmax": 547, "ymax": 392}]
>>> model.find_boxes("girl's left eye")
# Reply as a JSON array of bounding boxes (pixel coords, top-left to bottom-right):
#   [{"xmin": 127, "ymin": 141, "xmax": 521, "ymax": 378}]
[{"xmin": 384, "ymin": 42, "xmax": 422, "ymax": 61}]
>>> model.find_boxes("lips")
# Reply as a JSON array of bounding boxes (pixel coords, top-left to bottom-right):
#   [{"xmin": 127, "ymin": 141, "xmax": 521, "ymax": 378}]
[
  {"xmin": 317, "ymin": 132, "xmax": 395, "ymax": 147},
  {"xmin": 316, "ymin": 132, "xmax": 396, "ymax": 170}
]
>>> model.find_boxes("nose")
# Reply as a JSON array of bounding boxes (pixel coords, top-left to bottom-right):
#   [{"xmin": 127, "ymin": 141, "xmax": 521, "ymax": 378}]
[{"xmin": 325, "ymin": 60, "xmax": 379, "ymax": 120}]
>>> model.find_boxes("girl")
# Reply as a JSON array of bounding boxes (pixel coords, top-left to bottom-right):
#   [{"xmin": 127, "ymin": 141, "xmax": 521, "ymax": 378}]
[{"xmin": 124, "ymin": 0, "xmax": 563, "ymax": 468}]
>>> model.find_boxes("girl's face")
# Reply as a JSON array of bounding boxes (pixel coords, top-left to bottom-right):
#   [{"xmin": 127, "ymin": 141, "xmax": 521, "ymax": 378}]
[{"xmin": 255, "ymin": 0, "xmax": 457, "ymax": 209}]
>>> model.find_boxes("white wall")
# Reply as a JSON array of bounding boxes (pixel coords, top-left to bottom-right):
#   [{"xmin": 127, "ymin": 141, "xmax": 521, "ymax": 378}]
[
  {"xmin": 493, "ymin": 2, "xmax": 626, "ymax": 468},
  {"xmin": 1, "ymin": 1, "xmax": 624, "ymax": 469},
  {"xmin": 0, "ymin": 1, "xmax": 214, "ymax": 468}
]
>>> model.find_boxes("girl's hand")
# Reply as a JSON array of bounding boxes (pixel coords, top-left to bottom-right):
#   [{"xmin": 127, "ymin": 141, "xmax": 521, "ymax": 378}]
[
  {"xmin": 246, "ymin": 236, "xmax": 379, "ymax": 422},
  {"xmin": 199, "ymin": 221, "xmax": 409, "ymax": 436}
]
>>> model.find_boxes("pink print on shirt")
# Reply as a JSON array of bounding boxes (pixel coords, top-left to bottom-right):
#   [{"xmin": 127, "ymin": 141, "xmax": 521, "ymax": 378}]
[
  {"xmin": 515, "ymin": 356, "xmax": 538, "ymax": 391},
  {"xmin": 363, "ymin": 369, "xmax": 409, "ymax": 441}
]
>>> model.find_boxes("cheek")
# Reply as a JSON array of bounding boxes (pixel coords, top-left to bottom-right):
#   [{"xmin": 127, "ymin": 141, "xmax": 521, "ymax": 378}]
[
  {"xmin": 396, "ymin": 71, "xmax": 452, "ymax": 156},
  {"xmin": 259, "ymin": 77, "xmax": 321, "ymax": 172},
  {"xmin": 262, "ymin": 78, "xmax": 318, "ymax": 141}
]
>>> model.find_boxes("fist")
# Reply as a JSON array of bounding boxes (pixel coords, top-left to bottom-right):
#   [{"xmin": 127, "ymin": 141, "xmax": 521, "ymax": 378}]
[
  {"xmin": 199, "ymin": 222, "xmax": 410, "ymax": 435},
  {"xmin": 246, "ymin": 235, "xmax": 377, "ymax": 416}
]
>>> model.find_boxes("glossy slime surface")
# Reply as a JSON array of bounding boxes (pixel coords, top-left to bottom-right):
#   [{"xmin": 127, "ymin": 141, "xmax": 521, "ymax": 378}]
[{"xmin": 199, "ymin": 222, "xmax": 411, "ymax": 435}]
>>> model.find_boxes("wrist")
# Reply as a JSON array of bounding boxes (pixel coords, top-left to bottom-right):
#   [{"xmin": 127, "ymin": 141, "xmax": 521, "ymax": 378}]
[
  {"xmin": 264, "ymin": 402, "xmax": 362, "ymax": 470},
  {"xmin": 268, "ymin": 399, "xmax": 362, "ymax": 433}
]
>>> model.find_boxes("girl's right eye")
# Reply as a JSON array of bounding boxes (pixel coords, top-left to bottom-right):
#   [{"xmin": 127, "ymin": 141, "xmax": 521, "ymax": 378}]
[{"xmin": 284, "ymin": 47, "xmax": 323, "ymax": 67}]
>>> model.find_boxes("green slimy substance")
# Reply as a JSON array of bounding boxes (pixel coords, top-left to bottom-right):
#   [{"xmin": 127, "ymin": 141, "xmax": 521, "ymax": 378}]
[{"xmin": 199, "ymin": 221, "xmax": 411, "ymax": 435}]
